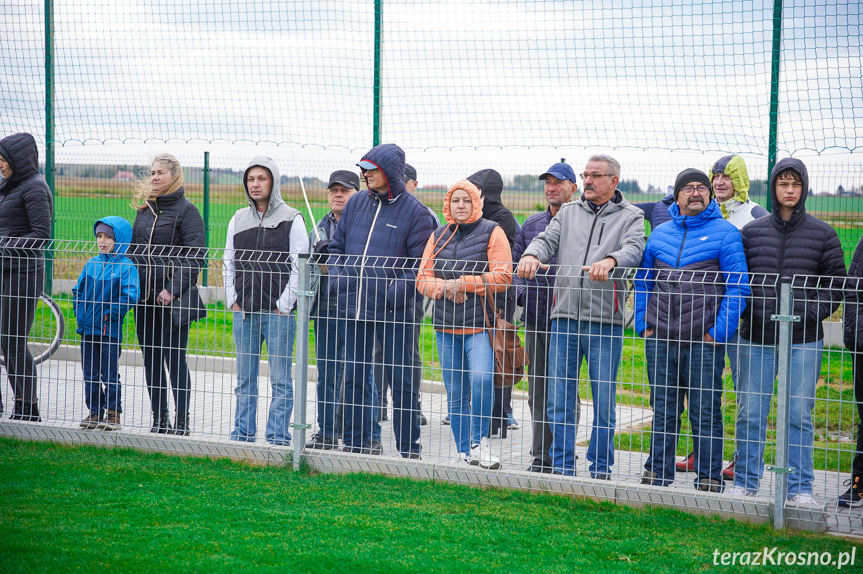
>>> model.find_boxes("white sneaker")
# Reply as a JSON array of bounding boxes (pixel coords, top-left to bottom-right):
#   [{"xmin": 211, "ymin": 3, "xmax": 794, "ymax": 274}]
[
  {"xmin": 724, "ymin": 485, "xmax": 755, "ymax": 498},
  {"xmin": 478, "ymin": 437, "xmax": 501, "ymax": 470},
  {"xmin": 450, "ymin": 452, "xmax": 471, "ymax": 465},
  {"xmin": 469, "ymin": 444, "xmax": 481, "ymax": 466},
  {"xmin": 787, "ymin": 493, "xmax": 820, "ymax": 507}
]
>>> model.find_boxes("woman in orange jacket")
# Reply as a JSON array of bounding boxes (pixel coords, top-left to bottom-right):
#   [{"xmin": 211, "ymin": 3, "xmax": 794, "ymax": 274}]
[{"xmin": 417, "ymin": 180, "xmax": 512, "ymax": 469}]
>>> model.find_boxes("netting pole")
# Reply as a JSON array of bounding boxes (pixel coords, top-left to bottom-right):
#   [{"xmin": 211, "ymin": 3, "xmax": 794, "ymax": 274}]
[
  {"xmin": 766, "ymin": 0, "xmax": 783, "ymax": 211},
  {"xmin": 770, "ymin": 277, "xmax": 795, "ymax": 530},
  {"xmin": 373, "ymin": 0, "xmax": 383, "ymax": 146},
  {"xmin": 202, "ymin": 151, "xmax": 210, "ymax": 286},
  {"xmin": 292, "ymin": 253, "xmax": 313, "ymax": 471},
  {"xmin": 44, "ymin": 0, "xmax": 55, "ymax": 295}
]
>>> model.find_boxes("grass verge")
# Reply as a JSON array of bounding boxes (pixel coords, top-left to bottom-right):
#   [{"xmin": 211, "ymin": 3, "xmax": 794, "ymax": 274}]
[{"xmin": 0, "ymin": 437, "xmax": 858, "ymax": 573}]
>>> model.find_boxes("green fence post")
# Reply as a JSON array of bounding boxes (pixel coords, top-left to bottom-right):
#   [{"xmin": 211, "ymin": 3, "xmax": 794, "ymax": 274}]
[
  {"xmin": 44, "ymin": 0, "xmax": 56, "ymax": 295},
  {"xmin": 203, "ymin": 151, "xmax": 210, "ymax": 286},
  {"xmin": 373, "ymin": 0, "xmax": 383, "ymax": 147},
  {"xmin": 766, "ymin": 0, "xmax": 783, "ymax": 212}
]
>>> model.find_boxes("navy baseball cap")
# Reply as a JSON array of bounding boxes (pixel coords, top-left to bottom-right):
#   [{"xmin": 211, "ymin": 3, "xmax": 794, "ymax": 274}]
[
  {"xmin": 327, "ymin": 170, "xmax": 360, "ymax": 191},
  {"xmin": 539, "ymin": 162, "xmax": 577, "ymax": 183}
]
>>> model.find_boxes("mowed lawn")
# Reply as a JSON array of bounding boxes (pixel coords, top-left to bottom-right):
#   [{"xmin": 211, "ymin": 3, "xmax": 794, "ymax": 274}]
[{"xmin": 0, "ymin": 437, "xmax": 858, "ymax": 573}]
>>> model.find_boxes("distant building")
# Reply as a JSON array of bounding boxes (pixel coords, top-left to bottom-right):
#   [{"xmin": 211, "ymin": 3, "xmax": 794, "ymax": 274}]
[{"xmin": 113, "ymin": 170, "xmax": 136, "ymax": 182}]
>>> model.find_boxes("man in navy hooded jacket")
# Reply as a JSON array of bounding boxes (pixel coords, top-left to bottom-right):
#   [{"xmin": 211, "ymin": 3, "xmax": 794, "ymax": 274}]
[{"xmin": 328, "ymin": 143, "xmax": 438, "ymax": 457}]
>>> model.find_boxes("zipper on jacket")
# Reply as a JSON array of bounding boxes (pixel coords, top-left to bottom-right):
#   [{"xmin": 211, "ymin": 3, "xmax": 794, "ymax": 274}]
[
  {"xmin": 777, "ymin": 226, "xmax": 789, "ymax": 277},
  {"xmin": 145, "ymin": 201, "xmax": 160, "ymax": 300},
  {"xmin": 597, "ymin": 222, "xmax": 605, "ymax": 245},
  {"xmin": 576, "ymin": 207, "xmax": 603, "ymax": 316},
  {"xmin": 356, "ymin": 198, "xmax": 383, "ymax": 320},
  {"xmin": 675, "ymin": 219, "xmax": 688, "ymax": 268},
  {"xmin": 580, "ymin": 213, "xmax": 601, "ymax": 269}
]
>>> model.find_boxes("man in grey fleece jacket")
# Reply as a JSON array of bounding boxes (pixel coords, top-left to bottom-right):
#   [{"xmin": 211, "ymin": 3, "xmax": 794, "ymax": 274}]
[{"xmin": 517, "ymin": 154, "xmax": 644, "ymax": 478}]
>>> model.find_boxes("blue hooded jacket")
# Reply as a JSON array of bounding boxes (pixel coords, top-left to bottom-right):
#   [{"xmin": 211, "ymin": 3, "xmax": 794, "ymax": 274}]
[
  {"xmin": 73, "ymin": 216, "xmax": 140, "ymax": 341},
  {"xmin": 328, "ymin": 143, "xmax": 438, "ymax": 321},
  {"xmin": 634, "ymin": 200, "xmax": 750, "ymax": 344}
]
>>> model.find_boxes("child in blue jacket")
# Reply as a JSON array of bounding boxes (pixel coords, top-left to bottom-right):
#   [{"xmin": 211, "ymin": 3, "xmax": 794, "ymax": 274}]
[{"xmin": 73, "ymin": 216, "xmax": 139, "ymax": 430}]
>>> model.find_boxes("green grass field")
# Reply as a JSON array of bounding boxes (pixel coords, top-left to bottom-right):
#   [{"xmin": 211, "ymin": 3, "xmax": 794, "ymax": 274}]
[
  {"xmin": 1, "ymin": 438, "xmax": 857, "ymax": 573},
  {"xmin": 52, "ymin": 190, "xmax": 862, "ymax": 266}
]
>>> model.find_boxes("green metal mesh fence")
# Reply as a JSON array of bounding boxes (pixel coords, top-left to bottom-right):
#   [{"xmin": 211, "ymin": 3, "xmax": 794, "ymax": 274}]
[{"xmin": 1, "ymin": 0, "xmax": 862, "ymax": 250}]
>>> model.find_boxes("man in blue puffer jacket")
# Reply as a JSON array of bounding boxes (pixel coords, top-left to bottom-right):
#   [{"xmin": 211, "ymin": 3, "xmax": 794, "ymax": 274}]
[
  {"xmin": 72, "ymin": 216, "xmax": 140, "ymax": 431},
  {"xmin": 328, "ymin": 143, "xmax": 438, "ymax": 457},
  {"xmin": 635, "ymin": 168, "xmax": 750, "ymax": 492}
]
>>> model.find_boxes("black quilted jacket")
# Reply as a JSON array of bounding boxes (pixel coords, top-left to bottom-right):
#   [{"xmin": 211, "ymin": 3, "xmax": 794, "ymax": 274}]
[
  {"xmin": 0, "ymin": 133, "xmax": 53, "ymax": 270},
  {"xmin": 740, "ymin": 158, "xmax": 846, "ymax": 345},
  {"xmin": 129, "ymin": 187, "xmax": 205, "ymax": 302}
]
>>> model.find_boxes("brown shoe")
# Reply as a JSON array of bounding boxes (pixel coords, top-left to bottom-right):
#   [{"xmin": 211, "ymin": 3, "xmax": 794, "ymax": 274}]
[
  {"xmin": 696, "ymin": 478, "xmax": 723, "ymax": 493},
  {"xmin": 99, "ymin": 410, "xmax": 121, "ymax": 431},
  {"xmin": 79, "ymin": 412, "xmax": 102, "ymax": 430}
]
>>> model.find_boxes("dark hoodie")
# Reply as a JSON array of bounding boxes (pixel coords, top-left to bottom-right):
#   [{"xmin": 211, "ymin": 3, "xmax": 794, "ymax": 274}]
[
  {"xmin": 467, "ymin": 168, "xmax": 519, "ymax": 248},
  {"xmin": 328, "ymin": 143, "xmax": 438, "ymax": 321},
  {"xmin": 0, "ymin": 133, "xmax": 53, "ymax": 270},
  {"xmin": 740, "ymin": 158, "xmax": 846, "ymax": 345}
]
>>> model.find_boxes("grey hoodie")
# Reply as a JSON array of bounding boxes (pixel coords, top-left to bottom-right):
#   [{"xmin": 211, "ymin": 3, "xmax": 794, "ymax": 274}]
[{"xmin": 522, "ymin": 191, "xmax": 645, "ymax": 325}]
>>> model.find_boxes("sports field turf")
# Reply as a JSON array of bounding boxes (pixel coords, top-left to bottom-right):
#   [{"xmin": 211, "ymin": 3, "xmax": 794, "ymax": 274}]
[
  {"xmin": 1, "ymin": 437, "xmax": 858, "ymax": 573},
  {"xmin": 52, "ymin": 188, "xmax": 862, "ymax": 266}
]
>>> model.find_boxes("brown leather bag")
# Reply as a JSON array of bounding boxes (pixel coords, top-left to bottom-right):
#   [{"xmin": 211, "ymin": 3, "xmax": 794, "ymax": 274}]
[{"xmin": 481, "ymin": 281, "xmax": 529, "ymax": 389}]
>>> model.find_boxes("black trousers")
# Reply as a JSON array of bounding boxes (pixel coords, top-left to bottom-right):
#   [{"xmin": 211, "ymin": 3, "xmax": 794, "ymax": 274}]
[
  {"xmin": 852, "ymin": 352, "xmax": 863, "ymax": 478},
  {"xmin": 135, "ymin": 301, "xmax": 191, "ymax": 415},
  {"xmin": 0, "ymin": 265, "xmax": 44, "ymax": 405}
]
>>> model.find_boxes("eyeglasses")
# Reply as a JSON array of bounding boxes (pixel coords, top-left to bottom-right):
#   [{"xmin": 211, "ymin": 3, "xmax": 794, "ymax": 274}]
[
  {"xmin": 680, "ymin": 185, "xmax": 710, "ymax": 196},
  {"xmin": 579, "ymin": 173, "xmax": 614, "ymax": 180}
]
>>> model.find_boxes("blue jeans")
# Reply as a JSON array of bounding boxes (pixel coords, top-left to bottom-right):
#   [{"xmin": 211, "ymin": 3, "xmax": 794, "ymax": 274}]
[
  {"xmin": 644, "ymin": 339, "xmax": 725, "ymax": 487},
  {"xmin": 342, "ymin": 319, "xmax": 420, "ymax": 456},
  {"xmin": 232, "ymin": 311, "xmax": 296, "ymax": 444},
  {"xmin": 81, "ymin": 335, "xmax": 122, "ymax": 414},
  {"xmin": 436, "ymin": 330, "xmax": 495, "ymax": 455},
  {"xmin": 734, "ymin": 338, "xmax": 821, "ymax": 495},
  {"xmin": 547, "ymin": 319, "xmax": 623, "ymax": 476},
  {"xmin": 313, "ymin": 315, "xmax": 344, "ymax": 439}
]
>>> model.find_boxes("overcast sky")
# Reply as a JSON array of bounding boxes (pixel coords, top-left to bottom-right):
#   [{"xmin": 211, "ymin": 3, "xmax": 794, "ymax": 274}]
[{"xmin": 1, "ymin": 0, "xmax": 860, "ymax": 187}]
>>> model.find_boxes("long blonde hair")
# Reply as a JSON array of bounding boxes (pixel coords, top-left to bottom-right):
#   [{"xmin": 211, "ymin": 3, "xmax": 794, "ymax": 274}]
[{"xmin": 131, "ymin": 153, "xmax": 184, "ymax": 210}]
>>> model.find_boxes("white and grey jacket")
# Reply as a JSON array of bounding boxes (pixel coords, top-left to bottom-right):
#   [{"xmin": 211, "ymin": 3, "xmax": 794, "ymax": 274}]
[
  {"xmin": 224, "ymin": 156, "xmax": 309, "ymax": 314},
  {"xmin": 522, "ymin": 191, "xmax": 645, "ymax": 326}
]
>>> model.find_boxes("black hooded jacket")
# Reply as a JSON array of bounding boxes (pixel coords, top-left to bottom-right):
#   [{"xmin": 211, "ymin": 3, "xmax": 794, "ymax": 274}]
[
  {"xmin": 0, "ymin": 133, "xmax": 54, "ymax": 270},
  {"xmin": 467, "ymin": 168, "xmax": 518, "ymax": 248},
  {"xmin": 844, "ymin": 236, "xmax": 863, "ymax": 351},
  {"xmin": 740, "ymin": 158, "xmax": 846, "ymax": 345}
]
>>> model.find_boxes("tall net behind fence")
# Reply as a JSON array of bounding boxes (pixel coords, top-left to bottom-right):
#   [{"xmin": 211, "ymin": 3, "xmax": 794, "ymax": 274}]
[{"xmin": 2, "ymin": 0, "xmax": 861, "ymax": 155}]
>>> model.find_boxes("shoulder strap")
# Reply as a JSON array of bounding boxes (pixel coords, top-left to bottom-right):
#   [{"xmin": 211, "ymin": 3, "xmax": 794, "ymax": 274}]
[{"xmin": 480, "ymin": 276, "xmax": 500, "ymax": 327}]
